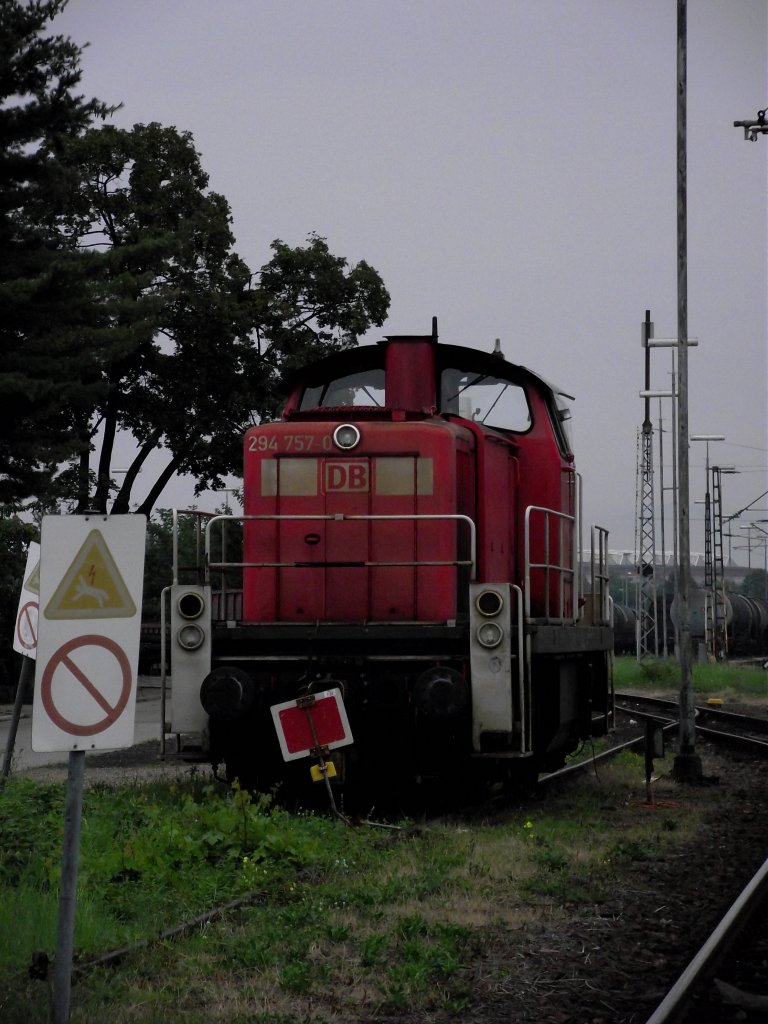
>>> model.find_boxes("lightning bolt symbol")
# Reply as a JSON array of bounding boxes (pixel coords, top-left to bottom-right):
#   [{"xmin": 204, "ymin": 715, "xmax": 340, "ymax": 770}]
[{"xmin": 88, "ymin": 563, "xmax": 97, "ymax": 586}]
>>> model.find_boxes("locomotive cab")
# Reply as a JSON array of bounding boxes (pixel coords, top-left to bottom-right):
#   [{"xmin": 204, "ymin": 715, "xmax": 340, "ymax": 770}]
[{"xmin": 168, "ymin": 324, "xmax": 613, "ymax": 804}]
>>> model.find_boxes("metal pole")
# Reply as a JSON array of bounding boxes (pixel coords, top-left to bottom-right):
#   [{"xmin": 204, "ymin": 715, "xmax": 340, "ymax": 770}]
[
  {"xmin": 53, "ymin": 750, "xmax": 86, "ymax": 1023},
  {"xmin": 703, "ymin": 444, "xmax": 713, "ymax": 655},
  {"xmin": 657, "ymin": 399, "xmax": 668, "ymax": 655},
  {"xmin": 2, "ymin": 656, "xmax": 34, "ymax": 777},
  {"xmin": 673, "ymin": 0, "xmax": 702, "ymax": 783},
  {"xmin": 159, "ymin": 585, "xmax": 171, "ymax": 759},
  {"xmin": 639, "ymin": 311, "xmax": 658, "ymax": 657},
  {"xmin": 670, "ymin": 356, "xmax": 679, "ymax": 653}
]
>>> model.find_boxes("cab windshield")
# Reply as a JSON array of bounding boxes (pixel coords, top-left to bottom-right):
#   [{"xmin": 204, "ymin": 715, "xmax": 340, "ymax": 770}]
[{"xmin": 440, "ymin": 368, "xmax": 531, "ymax": 432}]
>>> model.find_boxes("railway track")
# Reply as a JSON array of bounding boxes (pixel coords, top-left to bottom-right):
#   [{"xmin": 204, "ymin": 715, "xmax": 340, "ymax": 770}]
[
  {"xmin": 538, "ymin": 689, "xmax": 768, "ymax": 793},
  {"xmin": 614, "ymin": 692, "xmax": 768, "ymax": 758},
  {"xmin": 608, "ymin": 692, "xmax": 768, "ymax": 1022},
  {"xmin": 644, "ymin": 848, "xmax": 768, "ymax": 1023}
]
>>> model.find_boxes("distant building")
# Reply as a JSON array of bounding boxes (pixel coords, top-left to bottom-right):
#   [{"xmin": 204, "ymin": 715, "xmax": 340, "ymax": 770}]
[{"xmin": 606, "ymin": 551, "xmax": 750, "ymax": 587}]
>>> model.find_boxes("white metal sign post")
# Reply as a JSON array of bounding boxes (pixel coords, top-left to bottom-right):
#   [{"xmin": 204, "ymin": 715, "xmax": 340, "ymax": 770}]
[
  {"xmin": 33, "ymin": 515, "xmax": 146, "ymax": 1024},
  {"xmin": 33, "ymin": 516, "xmax": 145, "ymax": 753},
  {"xmin": 2, "ymin": 542, "xmax": 41, "ymax": 778}
]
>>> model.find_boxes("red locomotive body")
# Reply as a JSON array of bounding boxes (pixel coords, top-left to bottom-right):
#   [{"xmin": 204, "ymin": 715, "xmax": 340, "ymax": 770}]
[
  {"xmin": 168, "ymin": 323, "xmax": 613, "ymax": 802},
  {"xmin": 242, "ymin": 415, "xmax": 463, "ymax": 624}
]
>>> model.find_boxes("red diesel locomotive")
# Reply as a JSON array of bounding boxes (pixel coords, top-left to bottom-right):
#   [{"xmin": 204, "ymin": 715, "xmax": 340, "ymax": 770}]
[{"xmin": 167, "ymin": 322, "xmax": 613, "ymax": 801}]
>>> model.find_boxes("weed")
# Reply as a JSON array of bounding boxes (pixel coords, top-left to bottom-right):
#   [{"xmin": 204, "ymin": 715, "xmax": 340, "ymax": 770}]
[
  {"xmin": 279, "ymin": 960, "xmax": 313, "ymax": 994},
  {"xmin": 361, "ymin": 933, "xmax": 388, "ymax": 967},
  {"xmin": 0, "ymin": 749, "xmax": 722, "ymax": 1022},
  {"xmin": 614, "ymin": 655, "xmax": 768, "ymax": 698},
  {"xmin": 531, "ymin": 843, "xmax": 569, "ymax": 873},
  {"xmin": 607, "ymin": 839, "xmax": 654, "ymax": 863}
]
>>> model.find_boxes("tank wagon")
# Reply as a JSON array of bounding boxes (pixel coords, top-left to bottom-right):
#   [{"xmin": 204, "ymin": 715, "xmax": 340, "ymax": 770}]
[
  {"xmin": 166, "ymin": 322, "xmax": 614, "ymax": 801},
  {"xmin": 680, "ymin": 590, "xmax": 768, "ymax": 660},
  {"xmin": 612, "ymin": 602, "xmax": 638, "ymax": 655}
]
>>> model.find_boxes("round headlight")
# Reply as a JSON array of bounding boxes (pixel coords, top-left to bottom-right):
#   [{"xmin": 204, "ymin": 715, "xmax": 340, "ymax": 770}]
[
  {"xmin": 475, "ymin": 589, "xmax": 504, "ymax": 617},
  {"xmin": 177, "ymin": 591, "xmax": 205, "ymax": 620},
  {"xmin": 476, "ymin": 621, "xmax": 503, "ymax": 648},
  {"xmin": 333, "ymin": 423, "xmax": 361, "ymax": 450},
  {"xmin": 178, "ymin": 623, "xmax": 205, "ymax": 651}
]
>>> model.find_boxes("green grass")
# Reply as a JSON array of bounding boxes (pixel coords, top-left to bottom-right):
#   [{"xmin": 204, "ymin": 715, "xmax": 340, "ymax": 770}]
[
  {"xmin": 614, "ymin": 655, "xmax": 768, "ymax": 699},
  {"xmin": 0, "ymin": 752, "xmax": 720, "ymax": 1023}
]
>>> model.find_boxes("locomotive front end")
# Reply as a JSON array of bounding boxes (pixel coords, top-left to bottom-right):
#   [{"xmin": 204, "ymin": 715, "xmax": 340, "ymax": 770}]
[
  {"xmin": 207, "ymin": 336, "xmax": 483, "ymax": 795},
  {"xmin": 167, "ymin": 324, "xmax": 613, "ymax": 804}
]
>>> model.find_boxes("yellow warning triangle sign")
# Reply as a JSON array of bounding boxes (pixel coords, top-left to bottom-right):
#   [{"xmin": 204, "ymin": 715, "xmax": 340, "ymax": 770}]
[
  {"xmin": 44, "ymin": 529, "xmax": 137, "ymax": 620},
  {"xmin": 24, "ymin": 560, "xmax": 40, "ymax": 594}
]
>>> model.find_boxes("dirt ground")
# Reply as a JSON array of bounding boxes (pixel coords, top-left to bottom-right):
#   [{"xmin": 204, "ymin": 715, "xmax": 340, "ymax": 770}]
[
  {"xmin": 17, "ymin": 738, "xmax": 216, "ymax": 787},
  {"xmin": 474, "ymin": 744, "xmax": 768, "ymax": 1023}
]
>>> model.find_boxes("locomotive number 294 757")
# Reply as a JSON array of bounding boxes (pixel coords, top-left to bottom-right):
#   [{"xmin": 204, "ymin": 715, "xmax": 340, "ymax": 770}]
[{"xmin": 248, "ymin": 433, "xmax": 333, "ymax": 453}]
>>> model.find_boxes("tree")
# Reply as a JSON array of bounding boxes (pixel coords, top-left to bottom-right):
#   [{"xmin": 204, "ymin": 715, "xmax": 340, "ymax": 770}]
[
  {"xmin": 739, "ymin": 569, "xmax": 768, "ymax": 601},
  {"xmin": 1, "ymin": 2, "xmax": 390, "ymax": 515},
  {"xmin": 55, "ymin": 122, "xmax": 390, "ymax": 515},
  {"xmin": 52, "ymin": 121, "xmax": 256, "ymax": 514},
  {"xmin": 253, "ymin": 233, "xmax": 391, "ymax": 375},
  {"xmin": 0, "ymin": 0, "xmax": 111, "ymax": 505}
]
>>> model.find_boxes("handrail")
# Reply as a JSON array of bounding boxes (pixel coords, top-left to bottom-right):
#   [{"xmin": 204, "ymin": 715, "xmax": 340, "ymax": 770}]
[
  {"xmin": 172, "ymin": 508, "xmax": 216, "ymax": 585},
  {"xmin": 575, "ymin": 472, "xmax": 582, "ymax": 607},
  {"xmin": 202, "ymin": 514, "xmax": 477, "ymax": 584},
  {"xmin": 511, "ymin": 583, "xmax": 532, "ymax": 755},
  {"xmin": 524, "ymin": 505, "xmax": 577, "ymax": 623},
  {"xmin": 159, "ymin": 585, "xmax": 171, "ymax": 759},
  {"xmin": 590, "ymin": 525, "xmax": 611, "ymax": 625}
]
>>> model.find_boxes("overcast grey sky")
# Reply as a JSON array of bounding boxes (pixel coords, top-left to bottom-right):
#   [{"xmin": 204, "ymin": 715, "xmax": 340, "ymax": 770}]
[{"xmin": 57, "ymin": 0, "xmax": 767, "ymax": 559}]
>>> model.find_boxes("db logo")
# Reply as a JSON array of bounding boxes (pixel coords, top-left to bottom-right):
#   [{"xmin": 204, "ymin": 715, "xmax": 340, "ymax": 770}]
[{"xmin": 324, "ymin": 461, "xmax": 369, "ymax": 492}]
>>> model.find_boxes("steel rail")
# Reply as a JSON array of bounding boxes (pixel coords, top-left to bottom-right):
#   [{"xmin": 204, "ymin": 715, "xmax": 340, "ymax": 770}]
[
  {"xmin": 644, "ymin": 851, "xmax": 768, "ymax": 1024},
  {"xmin": 615, "ymin": 692, "xmax": 768, "ymax": 736},
  {"xmin": 538, "ymin": 721, "xmax": 679, "ymax": 787},
  {"xmin": 615, "ymin": 694, "xmax": 768, "ymax": 757}
]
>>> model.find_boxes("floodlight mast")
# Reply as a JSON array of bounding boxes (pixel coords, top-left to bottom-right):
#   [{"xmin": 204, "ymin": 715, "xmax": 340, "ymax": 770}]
[
  {"xmin": 733, "ymin": 109, "xmax": 768, "ymax": 141},
  {"xmin": 673, "ymin": 0, "xmax": 702, "ymax": 784}
]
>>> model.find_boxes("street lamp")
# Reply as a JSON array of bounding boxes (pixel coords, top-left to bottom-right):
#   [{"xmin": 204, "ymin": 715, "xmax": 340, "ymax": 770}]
[{"xmin": 734, "ymin": 108, "xmax": 768, "ymax": 141}]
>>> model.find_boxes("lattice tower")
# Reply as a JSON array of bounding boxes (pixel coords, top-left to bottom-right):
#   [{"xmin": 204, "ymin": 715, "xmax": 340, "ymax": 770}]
[{"xmin": 638, "ymin": 421, "xmax": 658, "ymax": 657}]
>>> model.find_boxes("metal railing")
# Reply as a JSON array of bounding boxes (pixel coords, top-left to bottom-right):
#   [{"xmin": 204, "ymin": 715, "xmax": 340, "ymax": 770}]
[
  {"xmin": 202, "ymin": 513, "xmax": 477, "ymax": 584},
  {"xmin": 172, "ymin": 509, "xmax": 216, "ymax": 585},
  {"xmin": 523, "ymin": 505, "xmax": 577, "ymax": 623},
  {"xmin": 590, "ymin": 525, "xmax": 612, "ymax": 626},
  {"xmin": 511, "ymin": 583, "xmax": 532, "ymax": 755}
]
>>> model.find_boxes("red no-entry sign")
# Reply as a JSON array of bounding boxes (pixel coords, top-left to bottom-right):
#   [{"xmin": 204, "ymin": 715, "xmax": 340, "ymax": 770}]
[
  {"xmin": 15, "ymin": 600, "xmax": 38, "ymax": 652},
  {"xmin": 13, "ymin": 542, "xmax": 40, "ymax": 659},
  {"xmin": 40, "ymin": 634, "xmax": 132, "ymax": 737}
]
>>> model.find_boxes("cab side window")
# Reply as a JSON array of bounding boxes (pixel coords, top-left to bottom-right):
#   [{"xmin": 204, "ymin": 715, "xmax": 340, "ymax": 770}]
[{"xmin": 300, "ymin": 369, "xmax": 386, "ymax": 409}]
